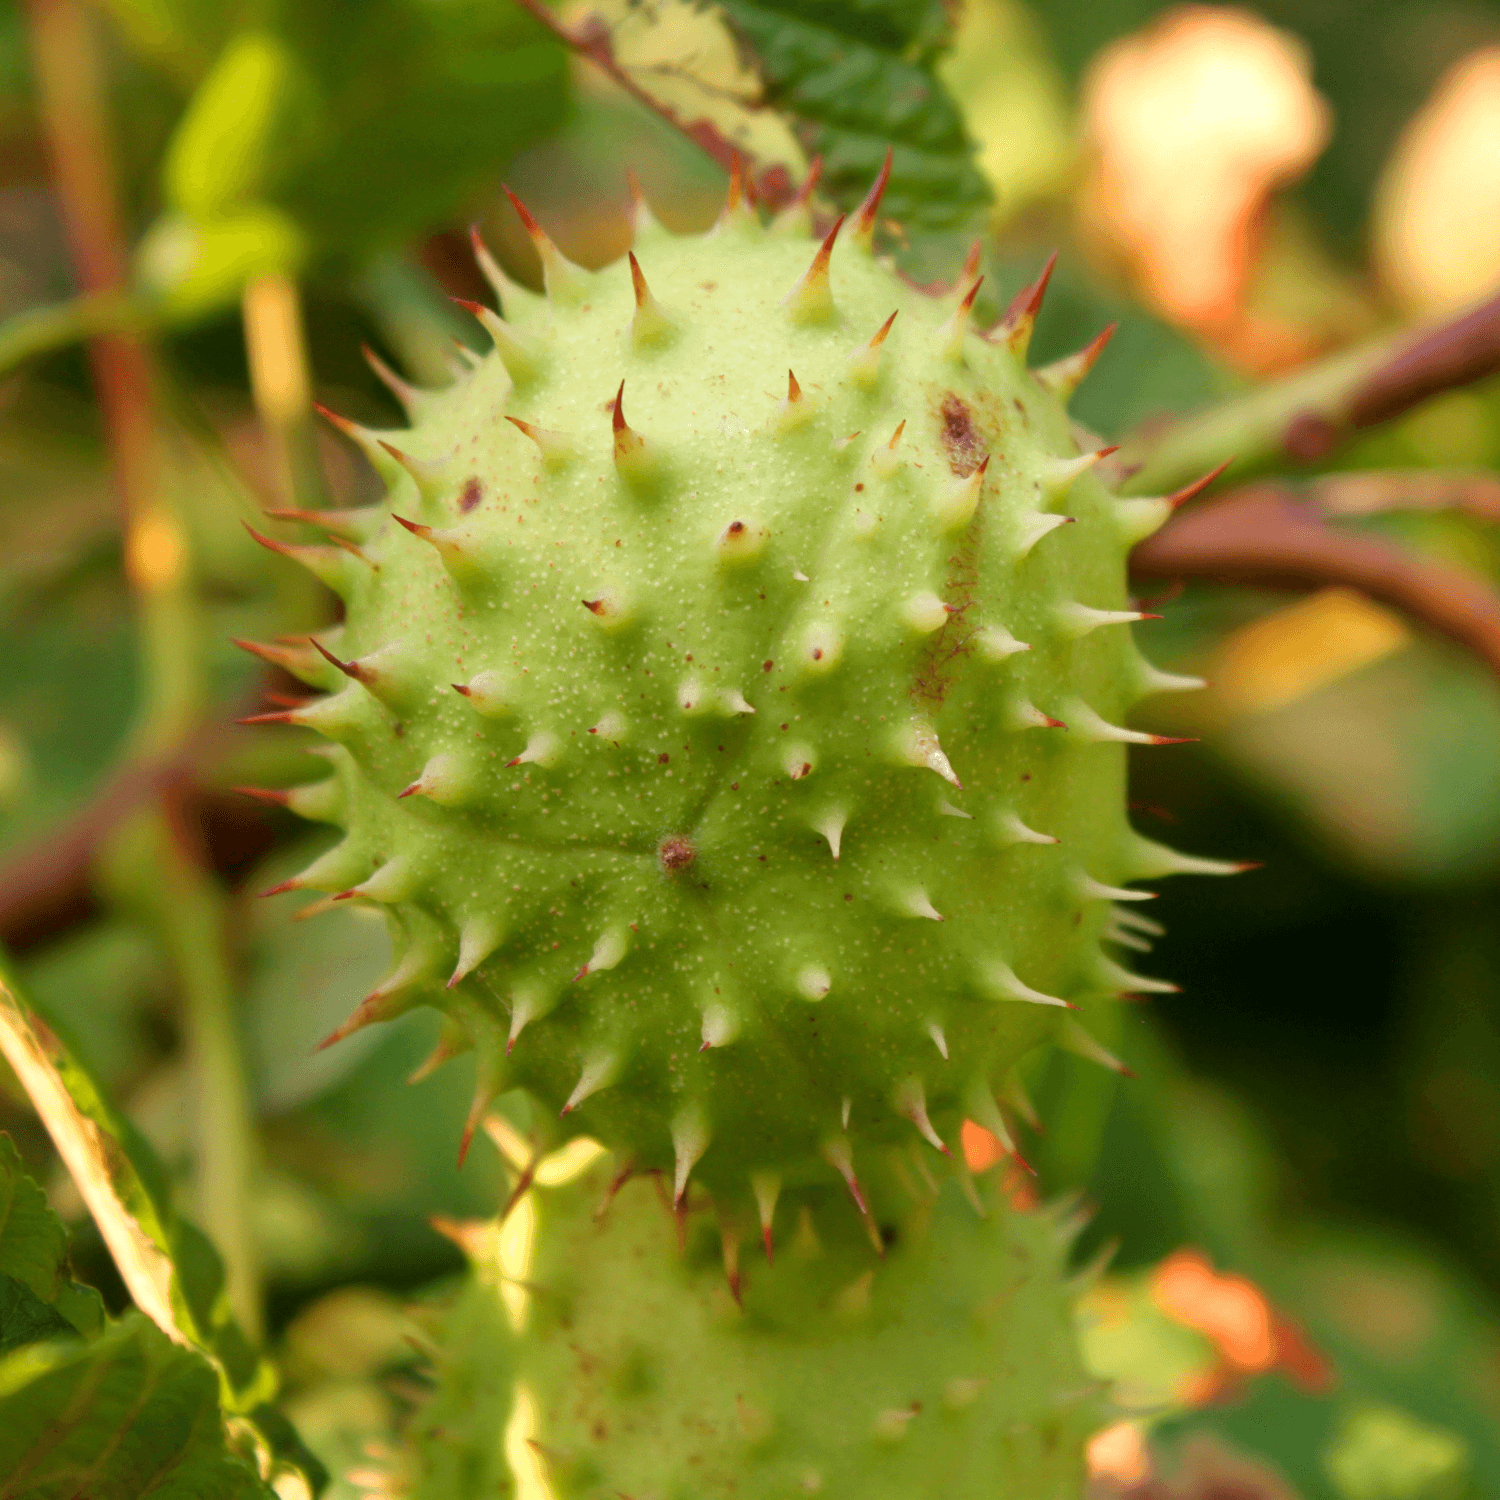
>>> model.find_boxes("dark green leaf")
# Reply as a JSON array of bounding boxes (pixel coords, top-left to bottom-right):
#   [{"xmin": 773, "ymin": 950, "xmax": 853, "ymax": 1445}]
[
  {"xmin": 0, "ymin": 968, "xmax": 327, "ymax": 1494},
  {"xmin": 0, "ymin": 1315, "xmax": 273, "ymax": 1500},
  {"xmin": 0, "ymin": 1133, "xmax": 104, "ymax": 1351},
  {"xmin": 717, "ymin": 0, "xmax": 991, "ymax": 251}
]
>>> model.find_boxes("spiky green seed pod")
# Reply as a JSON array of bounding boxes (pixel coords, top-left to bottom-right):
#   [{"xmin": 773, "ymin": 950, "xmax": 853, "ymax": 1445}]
[
  {"xmin": 406, "ymin": 1143, "xmax": 1105, "ymax": 1500},
  {"xmin": 245, "ymin": 169, "xmax": 1237, "ymax": 1215}
]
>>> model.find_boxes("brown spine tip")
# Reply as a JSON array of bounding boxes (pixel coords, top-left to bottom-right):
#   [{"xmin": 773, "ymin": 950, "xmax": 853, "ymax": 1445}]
[
  {"xmin": 450, "ymin": 296, "xmax": 486, "ymax": 320},
  {"xmin": 1086, "ymin": 321, "xmax": 1118, "ymax": 360},
  {"xmin": 361, "ymin": 342, "xmax": 417, "ymax": 406},
  {"xmin": 582, "ymin": 598, "xmax": 605, "ymax": 615},
  {"xmin": 785, "ymin": 213, "xmax": 846, "ymax": 321},
  {"xmin": 1043, "ymin": 715, "xmax": 1068, "ymax": 729},
  {"xmin": 725, "ymin": 152, "xmax": 745, "ymax": 214},
  {"xmin": 236, "ymin": 709, "xmax": 298, "ymax": 727},
  {"xmin": 451, "ymin": 682, "xmax": 472, "ymax": 697},
  {"xmin": 232, "ymin": 785, "xmax": 292, "ymax": 807},
  {"xmin": 762, "ymin": 1225, "xmax": 775, "ymax": 1265},
  {"xmin": 787, "ymin": 368, "xmax": 802, "ymax": 403},
  {"xmin": 611, "ymin": 380, "xmax": 628, "ymax": 435},
  {"xmin": 307, "ymin": 636, "xmax": 363, "ymax": 683},
  {"xmin": 231, "ymin": 637, "xmax": 296, "ymax": 670},
  {"xmin": 1039, "ymin": 322, "xmax": 1118, "ymax": 396},
  {"xmin": 843, "ymin": 1170, "xmax": 869, "ymax": 1219},
  {"xmin": 957, "ymin": 276, "xmax": 984, "ymax": 316},
  {"xmin": 808, "ymin": 213, "xmax": 844, "ymax": 280},
  {"xmin": 258, "ymin": 878, "xmax": 302, "ymax": 898},
  {"xmin": 888, "ymin": 419, "xmax": 906, "ymax": 449},
  {"xmin": 871, "ymin": 310, "xmax": 898, "ymax": 348},
  {"xmin": 1145, "ymin": 735, "xmax": 1200, "ymax": 746},
  {"xmin": 790, "ymin": 154, "xmax": 823, "ymax": 211},
  {"xmin": 627, "ymin": 251, "xmax": 651, "ymax": 310},
  {"xmin": 1166, "ymin": 458, "xmax": 1234, "ymax": 511},
  {"xmin": 312, "ymin": 401, "xmax": 354, "ymax": 436},
  {"xmin": 506, "ymin": 415, "xmax": 538, "ymax": 440},
  {"xmin": 242, "ymin": 522, "xmax": 294, "ymax": 561},
  {"xmin": 392, "ymin": 514, "xmax": 431, "ymax": 540},
  {"xmin": 853, "ymin": 147, "xmax": 893, "ymax": 243},
  {"xmin": 501, "ymin": 184, "xmax": 545, "ymax": 243},
  {"xmin": 1005, "ymin": 250, "xmax": 1059, "ymax": 326},
  {"xmin": 961, "ymin": 237, "xmax": 983, "ymax": 285}
]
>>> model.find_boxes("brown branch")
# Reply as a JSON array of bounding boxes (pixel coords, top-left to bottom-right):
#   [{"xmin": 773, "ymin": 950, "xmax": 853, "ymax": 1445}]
[
  {"xmin": 1121, "ymin": 288, "xmax": 1500, "ymax": 496},
  {"xmin": 1347, "ymin": 293, "xmax": 1500, "ymax": 432},
  {"xmin": 511, "ymin": 0, "xmax": 796, "ymax": 207},
  {"xmin": 0, "ymin": 721, "xmax": 229, "ymax": 951},
  {"xmin": 1312, "ymin": 468, "xmax": 1500, "ymax": 522},
  {"xmin": 1131, "ymin": 482, "xmax": 1500, "ymax": 680}
]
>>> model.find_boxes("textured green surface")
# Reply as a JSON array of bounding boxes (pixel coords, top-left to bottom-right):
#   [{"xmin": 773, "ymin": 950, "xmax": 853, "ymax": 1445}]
[
  {"xmin": 409, "ymin": 1148, "xmax": 1101, "ymax": 1499},
  {"xmin": 257, "ymin": 190, "xmax": 1212, "ymax": 1209}
]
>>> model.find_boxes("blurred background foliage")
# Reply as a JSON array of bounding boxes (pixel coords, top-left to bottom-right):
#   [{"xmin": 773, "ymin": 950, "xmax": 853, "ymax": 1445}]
[{"xmin": 3, "ymin": 0, "xmax": 1500, "ymax": 1495}]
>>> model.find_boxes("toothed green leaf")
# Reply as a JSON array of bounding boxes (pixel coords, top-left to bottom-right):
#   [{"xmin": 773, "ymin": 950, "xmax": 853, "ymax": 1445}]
[
  {"xmin": 0, "ymin": 1315, "xmax": 275, "ymax": 1500},
  {"xmin": 0, "ymin": 1133, "xmax": 104, "ymax": 1354},
  {"xmin": 0, "ymin": 967, "xmax": 327, "ymax": 1495},
  {"xmin": 718, "ymin": 0, "xmax": 992, "ymax": 243},
  {"xmin": 0, "ymin": 1137, "xmax": 272, "ymax": 1499}
]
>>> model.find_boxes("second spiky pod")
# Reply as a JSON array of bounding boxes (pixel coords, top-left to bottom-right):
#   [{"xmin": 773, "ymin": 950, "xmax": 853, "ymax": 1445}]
[
  {"xmin": 406, "ymin": 1135, "xmax": 1106, "ymax": 1500},
  {"xmin": 242, "ymin": 158, "xmax": 1236, "ymax": 1235}
]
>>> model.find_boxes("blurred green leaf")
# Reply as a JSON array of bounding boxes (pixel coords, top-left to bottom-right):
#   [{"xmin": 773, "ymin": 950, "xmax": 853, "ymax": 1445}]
[
  {"xmin": 147, "ymin": 4, "xmax": 568, "ymax": 264},
  {"xmin": 1326, "ymin": 1405, "xmax": 1474, "ymax": 1500},
  {"xmin": 163, "ymin": 32, "xmax": 324, "ymax": 219},
  {"xmin": 717, "ymin": 0, "xmax": 991, "ymax": 258},
  {"xmin": 135, "ymin": 205, "xmax": 307, "ymax": 316},
  {"xmin": 94, "ymin": 0, "xmax": 236, "ymax": 84}
]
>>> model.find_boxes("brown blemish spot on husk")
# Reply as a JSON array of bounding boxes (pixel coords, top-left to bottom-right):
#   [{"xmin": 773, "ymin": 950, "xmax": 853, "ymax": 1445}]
[
  {"xmin": 659, "ymin": 836, "xmax": 696, "ymax": 873},
  {"xmin": 938, "ymin": 393, "xmax": 983, "ymax": 477},
  {"xmin": 459, "ymin": 477, "xmax": 484, "ymax": 512}
]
